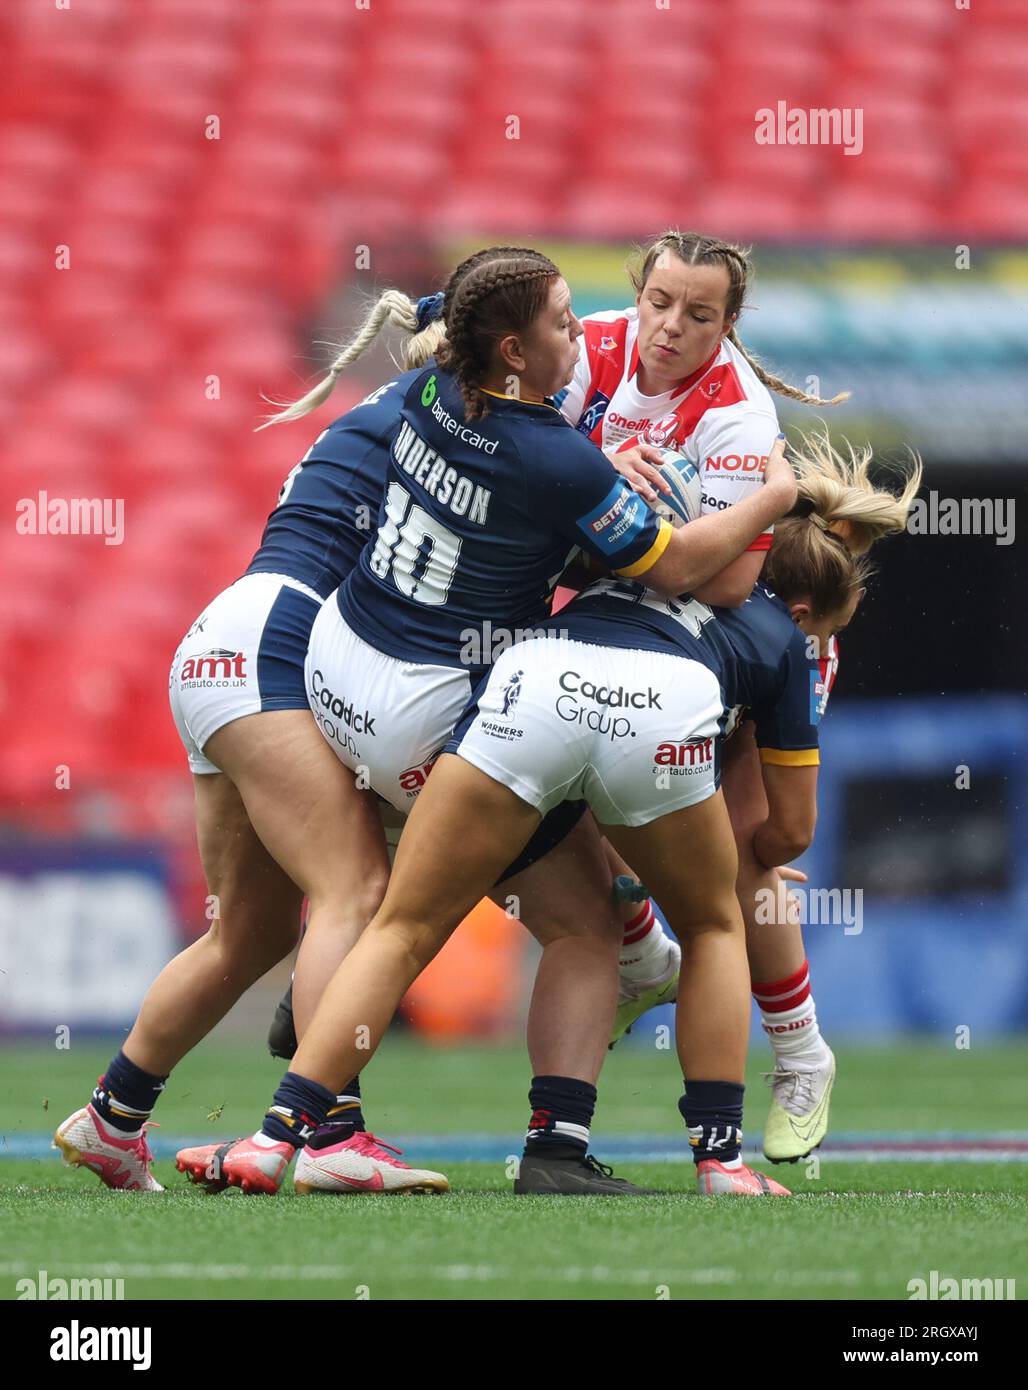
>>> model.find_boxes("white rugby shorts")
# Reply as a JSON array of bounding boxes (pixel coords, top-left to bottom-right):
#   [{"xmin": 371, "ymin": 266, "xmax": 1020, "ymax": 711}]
[
  {"xmin": 449, "ymin": 636, "xmax": 723, "ymax": 827},
  {"xmin": 305, "ymin": 597, "xmax": 473, "ymax": 813},
  {"xmin": 169, "ymin": 572, "xmax": 325, "ymax": 775}
]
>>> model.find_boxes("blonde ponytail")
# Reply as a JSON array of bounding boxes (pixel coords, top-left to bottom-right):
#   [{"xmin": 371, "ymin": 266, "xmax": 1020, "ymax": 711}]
[
  {"xmin": 256, "ymin": 289, "xmax": 424, "ymax": 430},
  {"xmin": 764, "ymin": 428, "xmax": 921, "ymax": 614},
  {"xmin": 790, "ymin": 427, "xmax": 922, "ymax": 553}
]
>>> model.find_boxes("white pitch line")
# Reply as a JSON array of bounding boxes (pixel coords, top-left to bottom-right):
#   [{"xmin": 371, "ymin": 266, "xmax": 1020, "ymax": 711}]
[{"xmin": 0, "ymin": 1261, "xmax": 865, "ymax": 1287}]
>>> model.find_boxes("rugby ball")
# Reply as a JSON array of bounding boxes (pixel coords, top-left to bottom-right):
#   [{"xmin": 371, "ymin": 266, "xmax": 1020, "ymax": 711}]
[{"xmin": 652, "ymin": 447, "xmax": 702, "ymax": 527}]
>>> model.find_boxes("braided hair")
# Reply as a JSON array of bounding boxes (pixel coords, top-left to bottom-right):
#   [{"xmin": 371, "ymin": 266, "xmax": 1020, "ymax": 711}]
[
  {"xmin": 258, "ymin": 247, "xmax": 554, "ymax": 429},
  {"xmin": 436, "ymin": 252, "xmax": 560, "ymax": 420},
  {"xmin": 631, "ymin": 230, "xmax": 850, "ymax": 408}
]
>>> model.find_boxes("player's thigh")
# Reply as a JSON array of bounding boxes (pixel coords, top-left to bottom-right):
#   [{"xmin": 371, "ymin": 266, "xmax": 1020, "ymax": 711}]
[
  {"xmin": 383, "ymin": 752, "xmax": 542, "ymax": 941},
  {"xmin": 601, "ymin": 791, "xmax": 741, "ymax": 940},
  {"xmin": 191, "ymin": 769, "xmax": 304, "ymax": 955},
  {"xmin": 491, "ymin": 809, "xmax": 621, "ymax": 948},
  {"xmin": 204, "ymin": 708, "xmax": 390, "ymax": 903}
]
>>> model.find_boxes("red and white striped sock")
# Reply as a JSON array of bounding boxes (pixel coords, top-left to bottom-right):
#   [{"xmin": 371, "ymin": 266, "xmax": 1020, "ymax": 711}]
[
  {"xmin": 752, "ymin": 960, "xmax": 831, "ymax": 1068},
  {"xmin": 618, "ymin": 899, "xmax": 673, "ymax": 984}
]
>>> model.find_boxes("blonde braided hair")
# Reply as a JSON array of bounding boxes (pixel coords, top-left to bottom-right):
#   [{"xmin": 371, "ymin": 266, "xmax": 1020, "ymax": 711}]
[{"xmin": 257, "ymin": 248, "xmax": 556, "ymax": 430}]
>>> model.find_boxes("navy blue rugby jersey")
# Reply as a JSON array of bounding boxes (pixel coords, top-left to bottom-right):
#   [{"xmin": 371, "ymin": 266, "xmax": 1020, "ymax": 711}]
[
  {"xmin": 338, "ymin": 367, "xmax": 672, "ymax": 667},
  {"xmin": 555, "ymin": 580, "xmax": 822, "ymax": 764},
  {"xmin": 245, "ymin": 372, "xmax": 419, "ymax": 599}
]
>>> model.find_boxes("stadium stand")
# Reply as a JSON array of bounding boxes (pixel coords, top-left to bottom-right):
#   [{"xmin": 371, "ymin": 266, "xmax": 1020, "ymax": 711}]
[{"xmin": 2, "ymin": 0, "xmax": 1025, "ymax": 847}]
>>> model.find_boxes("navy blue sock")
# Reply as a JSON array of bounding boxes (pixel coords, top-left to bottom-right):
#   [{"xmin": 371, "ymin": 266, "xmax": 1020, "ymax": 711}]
[
  {"xmin": 307, "ymin": 1076, "xmax": 366, "ymax": 1150},
  {"xmin": 260, "ymin": 1072, "xmax": 337, "ymax": 1150},
  {"xmin": 92, "ymin": 1050, "xmax": 167, "ymax": 1134},
  {"xmin": 678, "ymin": 1080, "xmax": 745, "ymax": 1166},
  {"xmin": 524, "ymin": 1075, "xmax": 596, "ymax": 1158}
]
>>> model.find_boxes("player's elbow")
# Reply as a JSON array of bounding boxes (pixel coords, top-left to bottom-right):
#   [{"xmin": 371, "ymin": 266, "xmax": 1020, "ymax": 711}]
[
  {"xmin": 769, "ymin": 810, "xmax": 817, "ymax": 861},
  {"xmin": 638, "ymin": 551, "xmax": 704, "ymax": 599}
]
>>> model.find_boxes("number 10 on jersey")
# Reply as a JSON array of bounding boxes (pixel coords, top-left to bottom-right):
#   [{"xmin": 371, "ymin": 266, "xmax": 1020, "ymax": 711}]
[{"xmin": 369, "ymin": 482, "xmax": 462, "ymax": 606}]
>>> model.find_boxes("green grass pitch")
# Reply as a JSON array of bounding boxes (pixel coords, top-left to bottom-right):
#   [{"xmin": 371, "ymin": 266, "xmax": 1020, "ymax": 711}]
[{"xmin": 2, "ymin": 1033, "xmax": 1026, "ymax": 1300}]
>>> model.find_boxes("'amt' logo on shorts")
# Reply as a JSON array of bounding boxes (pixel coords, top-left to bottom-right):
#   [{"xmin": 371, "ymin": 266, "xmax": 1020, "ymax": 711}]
[
  {"xmin": 180, "ymin": 649, "xmax": 246, "ymax": 681},
  {"xmin": 654, "ymin": 737, "xmax": 713, "ymax": 767}
]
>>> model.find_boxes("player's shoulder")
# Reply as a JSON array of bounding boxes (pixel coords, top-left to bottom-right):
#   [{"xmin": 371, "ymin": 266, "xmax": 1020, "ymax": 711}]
[
  {"xmin": 325, "ymin": 368, "xmax": 424, "ymax": 432},
  {"xmin": 580, "ymin": 307, "xmax": 637, "ymax": 358},
  {"xmin": 581, "ymin": 306, "xmax": 636, "ymax": 329},
  {"xmin": 723, "ymin": 584, "xmax": 802, "ymax": 659},
  {"xmin": 706, "ymin": 338, "xmax": 777, "ymax": 418}
]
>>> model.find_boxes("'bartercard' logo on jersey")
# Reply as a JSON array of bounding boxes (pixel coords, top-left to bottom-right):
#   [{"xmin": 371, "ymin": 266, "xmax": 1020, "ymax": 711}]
[
  {"xmin": 654, "ymin": 736, "xmax": 714, "ymax": 769},
  {"xmin": 180, "ymin": 649, "xmax": 247, "ymax": 685},
  {"xmin": 642, "ymin": 412, "xmax": 680, "ymax": 447},
  {"xmin": 576, "ymin": 481, "xmax": 649, "ymax": 556},
  {"xmin": 420, "ymin": 374, "xmax": 437, "ymax": 407},
  {"xmin": 576, "ymin": 389, "xmax": 611, "ymax": 437}
]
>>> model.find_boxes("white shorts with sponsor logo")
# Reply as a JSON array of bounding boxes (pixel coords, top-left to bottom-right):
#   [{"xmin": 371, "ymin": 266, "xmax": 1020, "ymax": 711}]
[
  {"xmin": 305, "ymin": 596, "xmax": 474, "ymax": 814},
  {"xmin": 450, "ymin": 637, "xmax": 723, "ymax": 827},
  {"xmin": 169, "ymin": 572, "xmax": 325, "ymax": 775}
]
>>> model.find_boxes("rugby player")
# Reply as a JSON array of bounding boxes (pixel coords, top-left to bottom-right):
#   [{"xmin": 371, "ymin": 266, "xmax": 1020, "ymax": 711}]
[{"xmin": 174, "ymin": 250, "xmax": 800, "ymax": 1196}]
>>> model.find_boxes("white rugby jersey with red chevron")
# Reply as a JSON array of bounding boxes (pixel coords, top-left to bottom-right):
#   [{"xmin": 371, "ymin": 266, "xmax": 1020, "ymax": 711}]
[
  {"xmin": 557, "ymin": 308, "xmax": 780, "ymax": 553},
  {"xmin": 816, "ymin": 634, "xmax": 840, "ymax": 718}
]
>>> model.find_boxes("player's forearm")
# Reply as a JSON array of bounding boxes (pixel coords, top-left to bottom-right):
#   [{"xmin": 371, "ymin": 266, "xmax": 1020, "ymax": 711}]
[{"xmin": 645, "ymin": 479, "xmax": 792, "ymax": 597}]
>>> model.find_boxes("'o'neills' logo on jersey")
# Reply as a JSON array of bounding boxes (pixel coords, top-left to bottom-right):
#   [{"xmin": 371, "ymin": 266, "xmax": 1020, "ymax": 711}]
[
  {"xmin": 180, "ymin": 649, "xmax": 246, "ymax": 683},
  {"xmin": 654, "ymin": 736, "xmax": 714, "ymax": 768},
  {"xmin": 700, "ymin": 379, "xmax": 722, "ymax": 401},
  {"xmin": 705, "ymin": 453, "xmax": 768, "ymax": 473},
  {"xmin": 607, "ymin": 411, "xmax": 653, "ymax": 434},
  {"xmin": 642, "ymin": 412, "xmax": 680, "ymax": 447}
]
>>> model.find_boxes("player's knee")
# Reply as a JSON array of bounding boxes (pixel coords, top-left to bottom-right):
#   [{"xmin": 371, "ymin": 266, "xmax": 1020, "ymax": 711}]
[
  {"xmin": 309, "ymin": 860, "xmax": 390, "ymax": 931},
  {"xmin": 665, "ymin": 897, "xmax": 741, "ymax": 942},
  {"xmin": 366, "ymin": 915, "xmax": 442, "ymax": 978},
  {"xmin": 203, "ymin": 903, "xmax": 298, "ymax": 971}
]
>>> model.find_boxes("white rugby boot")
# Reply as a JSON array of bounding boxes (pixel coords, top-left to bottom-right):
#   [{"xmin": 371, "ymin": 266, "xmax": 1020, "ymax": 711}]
[
  {"xmin": 294, "ymin": 1132, "xmax": 449, "ymax": 1194},
  {"xmin": 763, "ymin": 1051, "xmax": 836, "ymax": 1162},
  {"xmin": 54, "ymin": 1104, "xmax": 164, "ymax": 1192}
]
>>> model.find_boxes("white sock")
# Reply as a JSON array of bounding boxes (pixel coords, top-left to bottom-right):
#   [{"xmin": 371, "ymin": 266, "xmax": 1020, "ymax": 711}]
[
  {"xmin": 760, "ymin": 995, "xmax": 832, "ymax": 1069},
  {"xmin": 618, "ymin": 900, "xmax": 675, "ymax": 985}
]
